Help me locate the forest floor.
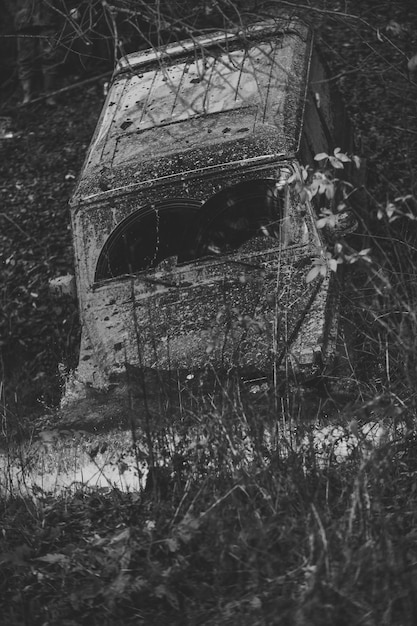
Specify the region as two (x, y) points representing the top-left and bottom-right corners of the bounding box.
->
(0, 72), (106, 415)
(1, 0), (417, 624)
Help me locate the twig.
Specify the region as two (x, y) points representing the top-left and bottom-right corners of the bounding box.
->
(0, 212), (35, 241)
(101, 0), (119, 65)
(391, 125), (417, 136)
(17, 71), (112, 108)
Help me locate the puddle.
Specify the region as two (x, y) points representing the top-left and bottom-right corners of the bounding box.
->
(301, 420), (394, 463)
(0, 417), (405, 500)
(0, 429), (148, 497)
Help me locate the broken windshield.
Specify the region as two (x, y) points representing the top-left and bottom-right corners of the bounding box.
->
(94, 179), (293, 282)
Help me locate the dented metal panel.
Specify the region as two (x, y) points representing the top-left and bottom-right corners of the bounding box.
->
(71, 22), (311, 204)
(77, 242), (328, 385)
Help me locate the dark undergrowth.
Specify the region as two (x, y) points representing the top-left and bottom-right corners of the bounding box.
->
(1, 402), (417, 625)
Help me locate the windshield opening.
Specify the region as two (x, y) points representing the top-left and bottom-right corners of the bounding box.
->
(180, 179), (284, 261)
(95, 199), (201, 281)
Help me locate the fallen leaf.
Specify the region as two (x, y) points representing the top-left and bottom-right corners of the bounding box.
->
(35, 553), (69, 565)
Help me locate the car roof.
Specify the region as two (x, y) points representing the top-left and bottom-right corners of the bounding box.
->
(71, 18), (312, 204)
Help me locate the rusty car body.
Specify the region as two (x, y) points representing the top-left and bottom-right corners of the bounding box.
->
(69, 17), (354, 390)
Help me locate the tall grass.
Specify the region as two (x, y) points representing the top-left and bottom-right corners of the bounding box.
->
(1, 343), (416, 624)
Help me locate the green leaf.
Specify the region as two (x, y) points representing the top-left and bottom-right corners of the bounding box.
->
(333, 148), (351, 162)
(306, 266), (320, 283)
(36, 553), (69, 565)
(328, 258), (338, 272)
(385, 20), (403, 36)
(166, 537), (180, 552)
(154, 584), (179, 609)
(325, 184), (336, 199)
(329, 156), (344, 169)
(250, 596), (262, 609)
(177, 513), (200, 543)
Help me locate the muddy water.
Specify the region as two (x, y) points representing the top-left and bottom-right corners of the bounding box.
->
(0, 428), (147, 497)
(1, 370), (405, 499)
(0, 412), (398, 500)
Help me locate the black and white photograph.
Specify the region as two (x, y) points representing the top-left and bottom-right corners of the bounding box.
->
(1, 1), (417, 624)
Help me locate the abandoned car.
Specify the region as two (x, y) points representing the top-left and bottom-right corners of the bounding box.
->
(69, 17), (357, 389)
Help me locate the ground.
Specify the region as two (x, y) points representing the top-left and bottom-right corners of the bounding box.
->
(0, 75), (104, 414)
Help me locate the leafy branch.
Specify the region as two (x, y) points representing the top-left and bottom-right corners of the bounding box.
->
(287, 148), (369, 283)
